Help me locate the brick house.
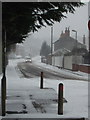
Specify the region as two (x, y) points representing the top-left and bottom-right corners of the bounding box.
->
(49, 28), (88, 72)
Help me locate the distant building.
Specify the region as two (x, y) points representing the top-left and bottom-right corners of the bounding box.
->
(54, 27), (86, 52)
(47, 28), (87, 71)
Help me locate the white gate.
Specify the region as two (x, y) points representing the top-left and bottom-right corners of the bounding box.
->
(64, 56), (72, 70)
(52, 56), (63, 68)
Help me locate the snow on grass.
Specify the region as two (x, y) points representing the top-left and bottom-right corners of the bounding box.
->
(0, 58), (88, 118)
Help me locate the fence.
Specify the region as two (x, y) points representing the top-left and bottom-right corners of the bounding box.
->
(72, 64), (90, 74)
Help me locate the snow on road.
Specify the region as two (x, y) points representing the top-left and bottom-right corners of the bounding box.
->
(0, 57), (88, 119)
(32, 56), (88, 81)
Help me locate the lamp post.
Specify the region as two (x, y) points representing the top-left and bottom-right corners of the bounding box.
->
(72, 29), (78, 71)
(72, 29), (78, 50)
(72, 29), (78, 49)
(51, 26), (53, 65)
(72, 30), (77, 40)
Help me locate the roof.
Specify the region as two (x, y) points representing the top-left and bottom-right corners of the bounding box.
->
(52, 48), (71, 56)
(54, 36), (86, 52)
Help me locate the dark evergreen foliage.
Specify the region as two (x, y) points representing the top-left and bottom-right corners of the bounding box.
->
(40, 41), (51, 57)
(2, 2), (84, 48)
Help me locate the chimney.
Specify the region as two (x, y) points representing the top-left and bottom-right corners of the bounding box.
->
(83, 35), (85, 44)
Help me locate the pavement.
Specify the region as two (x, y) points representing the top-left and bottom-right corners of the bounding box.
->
(0, 59), (88, 119)
(0, 60), (61, 117)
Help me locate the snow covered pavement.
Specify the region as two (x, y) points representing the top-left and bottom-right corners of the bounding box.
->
(0, 58), (88, 119)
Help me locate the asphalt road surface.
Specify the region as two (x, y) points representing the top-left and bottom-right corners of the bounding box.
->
(17, 62), (67, 80)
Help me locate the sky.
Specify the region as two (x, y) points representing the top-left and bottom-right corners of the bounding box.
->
(23, 2), (89, 57)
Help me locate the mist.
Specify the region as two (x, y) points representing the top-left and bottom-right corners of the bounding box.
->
(23, 2), (88, 57)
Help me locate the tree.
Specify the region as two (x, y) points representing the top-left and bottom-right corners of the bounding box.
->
(40, 41), (51, 57)
(2, 2), (84, 49)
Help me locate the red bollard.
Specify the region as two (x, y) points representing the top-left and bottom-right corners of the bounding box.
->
(58, 83), (63, 115)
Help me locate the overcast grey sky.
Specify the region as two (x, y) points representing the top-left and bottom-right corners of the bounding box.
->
(33, 2), (88, 41)
(23, 2), (89, 57)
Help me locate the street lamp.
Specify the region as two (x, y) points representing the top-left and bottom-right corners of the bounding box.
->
(72, 29), (78, 49)
(72, 30), (77, 40)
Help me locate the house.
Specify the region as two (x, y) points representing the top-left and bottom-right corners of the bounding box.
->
(51, 27), (87, 71)
(54, 27), (86, 52)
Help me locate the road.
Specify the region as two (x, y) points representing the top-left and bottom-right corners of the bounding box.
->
(17, 62), (67, 80)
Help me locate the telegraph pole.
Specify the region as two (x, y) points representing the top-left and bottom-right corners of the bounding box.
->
(0, 2), (6, 116)
(51, 26), (53, 65)
(72, 29), (78, 71)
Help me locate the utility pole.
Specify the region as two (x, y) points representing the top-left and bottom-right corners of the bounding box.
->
(0, 2), (6, 116)
(51, 26), (53, 65)
(72, 29), (78, 71)
(1, 27), (7, 116)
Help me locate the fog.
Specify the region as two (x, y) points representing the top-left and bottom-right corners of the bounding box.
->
(23, 2), (89, 57)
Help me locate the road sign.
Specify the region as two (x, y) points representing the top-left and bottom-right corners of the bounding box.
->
(0, 1), (2, 74)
